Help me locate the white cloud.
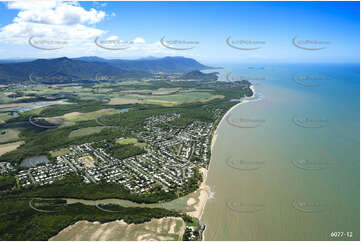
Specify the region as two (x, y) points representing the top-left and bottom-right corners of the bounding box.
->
(106, 35), (119, 41)
(133, 37), (145, 44)
(0, 0), (106, 42)
(0, 1), (200, 59)
(7, 0), (58, 10)
(13, 4), (105, 25)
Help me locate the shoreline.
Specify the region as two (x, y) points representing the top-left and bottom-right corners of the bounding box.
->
(196, 84), (256, 240)
(185, 167), (209, 220)
(210, 84), (255, 153)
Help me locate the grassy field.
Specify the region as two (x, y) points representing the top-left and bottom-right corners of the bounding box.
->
(62, 109), (120, 122)
(108, 98), (141, 105)
(117, 138), (147, 148)
(0, 89), (16, 103)
(0, 113), (13, 123)
(116, 138), (138, 145)
(122, 91), (222, 104)
(50, 148), (70, 158)
(107, 92), (221, 107)
(142, 100), (177, 106)
(146, 91), (219, 103)
(152, 88), (181, 95)
(0, 128), (21, 143)
(24, 107), (46, 115)
(118, 88), (180, 96)
(200, 94), (224, 102)
(69, 127), (105, 138)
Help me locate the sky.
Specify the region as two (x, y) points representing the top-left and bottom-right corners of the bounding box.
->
(0, 1), (359, 64)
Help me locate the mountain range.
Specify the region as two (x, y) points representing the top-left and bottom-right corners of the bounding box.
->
(0, 56), (213, 84)
(74, 56), (211, 73)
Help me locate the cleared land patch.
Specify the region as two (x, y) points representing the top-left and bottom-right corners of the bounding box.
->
(43, 117), (65, 126)
(63, 112), (81, 117)
(69, 127), (105, 139)
(78, 155), (95, 168)
(0, 141), (23, 156)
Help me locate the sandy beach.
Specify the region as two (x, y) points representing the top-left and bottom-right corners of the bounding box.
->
(211, 84), (256, 148)
(184, 85), (258, 242)
(185, 85), (256, 221)
(186, 167), (210, 219)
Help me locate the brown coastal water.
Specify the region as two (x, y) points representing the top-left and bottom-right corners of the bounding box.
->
(201, 64), (359, 241)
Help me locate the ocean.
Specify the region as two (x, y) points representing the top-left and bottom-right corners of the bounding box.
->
(201, 63), (360, 240)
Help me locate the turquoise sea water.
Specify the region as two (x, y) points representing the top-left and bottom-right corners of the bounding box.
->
(202, 63), (360, 240)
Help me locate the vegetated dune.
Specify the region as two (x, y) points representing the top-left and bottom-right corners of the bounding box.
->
(49, 217), (185, 241)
